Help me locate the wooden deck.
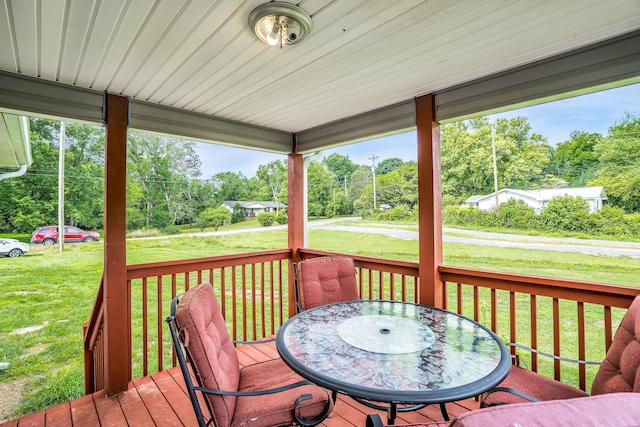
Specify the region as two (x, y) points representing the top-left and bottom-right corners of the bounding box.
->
(1, 341), (477, 427)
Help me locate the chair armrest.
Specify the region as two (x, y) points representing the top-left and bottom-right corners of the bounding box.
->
(195, 380), (335, 427)
(481, 386), (540, 407)
(233, 337), (276, 345)
(507, 343), (601, 367)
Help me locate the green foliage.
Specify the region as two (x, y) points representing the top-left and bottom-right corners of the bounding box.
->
(232, 203), (244, 224)
(441, 117), (550, 200)
(538, 195), (594, 232)
(589, 113), (640, 212)
(553, 131), (601, 186)
(376, 157), (403, 175)
(494, 199), (536, 229)
(199, 206), (231, 231)
(257, 212), (276, 226)
(151, 210), (172, 229)
(162, 225), (181, 234)
(376, 205), (412, 221)
(443, 206), (490, 227)
(322, 153), (357, 181)
(275, 211), (288, 225)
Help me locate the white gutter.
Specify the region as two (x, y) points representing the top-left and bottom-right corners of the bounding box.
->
(0, 164), (28, 181)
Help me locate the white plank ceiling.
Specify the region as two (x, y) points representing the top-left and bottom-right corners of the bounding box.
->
(1, 0), (640, 134)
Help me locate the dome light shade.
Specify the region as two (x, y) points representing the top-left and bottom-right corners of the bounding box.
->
(249, 2), (312, 47)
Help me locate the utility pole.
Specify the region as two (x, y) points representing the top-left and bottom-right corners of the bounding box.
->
(491, 124), (499, 210)
(369, 155), (379, 210)
(58, 121), (66, 253)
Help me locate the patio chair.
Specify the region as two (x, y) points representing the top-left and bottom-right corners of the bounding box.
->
(482, 294), (640, 406)
(166, 283), (334, 427)
(293, 256), (359, 312)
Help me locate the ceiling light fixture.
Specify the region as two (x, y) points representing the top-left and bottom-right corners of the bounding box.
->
(249, 2), (312, 48)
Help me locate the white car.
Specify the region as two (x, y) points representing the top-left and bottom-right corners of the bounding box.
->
(0, 238), (30, 257)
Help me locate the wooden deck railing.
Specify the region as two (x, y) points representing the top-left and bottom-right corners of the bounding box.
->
(439, 265), (640, 392)
(84, 248), (640, 396)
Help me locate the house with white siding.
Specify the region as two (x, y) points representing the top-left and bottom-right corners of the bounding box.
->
(219, 201), (287, 218)
(463, 187), (607, 214)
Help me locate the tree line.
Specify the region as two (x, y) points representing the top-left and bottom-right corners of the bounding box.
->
(0, 112), (638, 234)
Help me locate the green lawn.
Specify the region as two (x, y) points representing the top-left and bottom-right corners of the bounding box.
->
(1, 225), (639, 419)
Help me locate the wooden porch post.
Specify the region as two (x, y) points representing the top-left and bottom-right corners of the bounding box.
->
(416, 94), (444, 307)
(103, 93), (131, 394)
(287, 135), (304, 318)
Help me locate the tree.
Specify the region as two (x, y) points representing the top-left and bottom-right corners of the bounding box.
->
(553, 131), (601, 186)
(376, 157), (403, 175)
(589, 113), (640, 212)
(347, 165), (373, 210)
(441, 117), (550, 199)
(127, 133), (202, 227)
(322, 153), (357, 183)
(199, 206), (231, 231)
(306, 161), (335, 217)
(210, 171), (250, 205)
(256, 160), (287, 213)
(376, 161), (418, 209)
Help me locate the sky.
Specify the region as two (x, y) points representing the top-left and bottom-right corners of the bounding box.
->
(195, 83), (640, 179)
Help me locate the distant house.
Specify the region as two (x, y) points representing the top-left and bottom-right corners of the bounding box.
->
(463, 187), (607, 214)
(219, 201), (288, 218)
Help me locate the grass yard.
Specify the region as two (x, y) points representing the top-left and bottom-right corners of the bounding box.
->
(1, 225), (639, 420)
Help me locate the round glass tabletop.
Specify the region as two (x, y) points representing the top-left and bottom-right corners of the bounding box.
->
(276, 300), (510, 403)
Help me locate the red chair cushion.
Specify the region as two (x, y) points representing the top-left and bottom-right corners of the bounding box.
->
(592, 295), (640, 394)
(453, 393), (640, 427)
(233, 358), (332, 427)
(296, 257), (359, 310)
(175, 283), (240, 427)
(482, 365), (588, 405)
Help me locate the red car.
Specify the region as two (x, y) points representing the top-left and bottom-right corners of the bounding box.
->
(31, 226), (101, 245)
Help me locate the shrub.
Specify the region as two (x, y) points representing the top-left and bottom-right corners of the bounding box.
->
(538, 195), (595, 232)
(443, 206), (485, 226)
(275, 211), (288, 225)
(199, 206), (231, 231)
(377, 206), (412, 221)
(232, 203), (244, 224)
(257, 212), (276, 227)
(595, 206), (632, 237)
(162, 225), (181, 235)
(494, 199), (536, 229)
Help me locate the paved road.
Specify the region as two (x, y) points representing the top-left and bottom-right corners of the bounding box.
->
(144, 218), (640, 258)
(310, 224), (640, 258)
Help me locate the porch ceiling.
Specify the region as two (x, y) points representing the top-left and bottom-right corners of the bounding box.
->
(1, 0), (640, 153)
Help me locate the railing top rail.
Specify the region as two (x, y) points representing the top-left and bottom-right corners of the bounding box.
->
(84, 271), (104, 347)
(126, 248), (292, 279)
(440, 265), (639, 308)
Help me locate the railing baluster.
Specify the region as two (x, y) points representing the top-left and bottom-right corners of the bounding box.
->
(457, 283), (463, 315)
(509, 291), (516, 355)
(390, 273), (395, 301)
(378, 270), (384, 300)
(490, 289), (497, 333)
(368, 269), (373, 300)
(251, 264), (257, 340)
(278, 260), (283, 326)
(578, 302), (586, 390)
(401, 275), (407, 302)
(261, 262), (266, 338)
(242, 265), (247, 341)
(157, 275), (163, 373)
(473, 286), (479, 322)
(171, 274), (177, 367)
(531, 295), (538, 372)
(604, 306), (612, 351)
(553, 298), (561, 381)
(221, 268), (226, 319)
(270, 261), (275, 334)
(142, 277), (148, 377)
(232, 266), (237, 341)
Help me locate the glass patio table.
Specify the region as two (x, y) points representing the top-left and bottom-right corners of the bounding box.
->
(276, 300), (510, 424)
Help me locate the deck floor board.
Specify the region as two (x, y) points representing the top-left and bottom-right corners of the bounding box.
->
(1, 342), (473, 426)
